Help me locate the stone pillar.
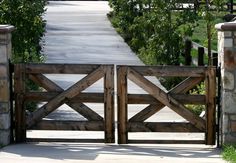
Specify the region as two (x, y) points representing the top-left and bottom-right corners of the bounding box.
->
(216, 22), (236, 144)
(0, 25), (14, 146)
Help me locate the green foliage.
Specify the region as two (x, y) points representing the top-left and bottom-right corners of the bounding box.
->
(222, 144), (236, 163)
(109, 0), (199, 65)
(109, 0), (227, 66)
(196, 0), (227, 64)
(0, 0), (47, 63)
(186, 83), (205, 115)
(0, 0), (47, 111)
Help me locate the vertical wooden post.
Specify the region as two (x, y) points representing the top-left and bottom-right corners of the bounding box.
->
(198, 47), (204, 66)
(230, 0), (234, 13)
(205, 67), (216, 145)
(104, 65), (115, 143)
(184, 39), (192, 65)
(117, 66), (128, 144)
(14, 64), (26, 143)
(212, 53), (218, 67)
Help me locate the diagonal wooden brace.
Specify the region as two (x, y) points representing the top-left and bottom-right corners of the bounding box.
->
(29, 74), (104, 121)
(129, 77), (204, 122)
(127, 67), (205, 131)
(26, 66), (105, 128)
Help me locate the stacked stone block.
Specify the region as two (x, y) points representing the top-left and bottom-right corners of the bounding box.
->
(216, 22), (236, 144)
(0, 25), (14, 146)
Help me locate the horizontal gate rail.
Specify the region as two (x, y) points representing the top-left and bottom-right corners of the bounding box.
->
(117, 65), (216, 145)
(14, 63), (114, 143)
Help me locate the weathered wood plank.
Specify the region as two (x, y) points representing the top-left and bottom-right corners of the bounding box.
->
(27, 138), (105, 143)
(129, 104), (163, 122)
(127, 67), (206, 131)
(69, 103), (103, 121)
(128, 77), (205, 121)
(130, 66), (207, 77)
(205, 67), (216, 145)
(29, 73), (104, 121)
(14, 64), (26, 143)
(24, 92), (104, 103)
(117, 66), (128, 144)
(128, 94), (205, 105)
(25, 64), (102, 74)
(29, 74), (62, 92)
(104, 66), (115, 143)
(169, 77), (204, 93)
(128, 122), (203, 132)
(128, 140), (205, 144)
(26, 66), (105, 128)
(29, 120), (104, 131)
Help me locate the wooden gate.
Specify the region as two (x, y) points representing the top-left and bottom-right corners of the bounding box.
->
(117, 65), (216, 145)
(14, 64), (114, 143)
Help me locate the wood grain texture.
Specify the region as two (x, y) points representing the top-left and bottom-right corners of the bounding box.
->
(30, 120), (104, 131)
(104, 65), (115, 143)
(14, 64), (26, 143)
(117, 66), (128, 144)
(127, 67), (205, 131)
(29, 73), (103, 121)
(128, 122), (203, 132)
(205, 67), (216, 145)
(25, 64), (102, 74)
(26, 66), (104, 128)
(130, 66), (207, 77)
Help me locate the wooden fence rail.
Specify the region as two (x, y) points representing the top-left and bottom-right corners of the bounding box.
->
(184, 40), (218, 66)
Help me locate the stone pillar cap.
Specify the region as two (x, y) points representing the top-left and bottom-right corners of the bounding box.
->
(0, 25), (15, 33)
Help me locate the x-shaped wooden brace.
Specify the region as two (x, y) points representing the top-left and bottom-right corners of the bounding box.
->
(26, 66), (105, 128)
(127, 67), (206, 131)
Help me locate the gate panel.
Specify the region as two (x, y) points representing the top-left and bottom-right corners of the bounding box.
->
(117, 65), (216, 145)
(14, 64), (114, 143)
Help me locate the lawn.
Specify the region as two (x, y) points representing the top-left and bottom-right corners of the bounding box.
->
(222, 145), (236, 163)
(191, 15), (225, 51)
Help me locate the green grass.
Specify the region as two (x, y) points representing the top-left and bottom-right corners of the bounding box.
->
(191, 16), (225, 51)
(222, 145), (236, 163)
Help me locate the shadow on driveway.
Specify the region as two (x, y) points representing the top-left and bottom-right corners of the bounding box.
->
(0, 143), (222, 161)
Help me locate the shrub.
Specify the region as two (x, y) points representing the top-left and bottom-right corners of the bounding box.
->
(0, 0), (47, 63)
(0, 0), (47, 111)
(222, 144), (236, 163)
(109, 0), (198, 65)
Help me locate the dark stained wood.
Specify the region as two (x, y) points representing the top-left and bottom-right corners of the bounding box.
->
(184, 39), (192, 65)
(129, 104), (163, 122)
(128, 78), (205, 121)
(128, 140), (205, 144)
(14, 64), (26, 143)
(128, 122), (203, 132)
(27, 138), (105, 143)
(30, 120), (104, 131)
(69, 103), (103, 121)
(212, 53), (218, 67)
(169, 77), (203, 94)
(205, 67), (216, 145)
(130, 66), (207, 77)
(104, 65), (115, 143)
(127, 67), (206, 131)
(198, 47), (205, 66)
(117, 66), (128, 144)
(26, 66), (105, 128)
(25, 64), (102, 74)
(128, 94), (205, 105)
(24, 92), (104, 103)
(29, 74), (62, 92)
(29, 73), (103, 121)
